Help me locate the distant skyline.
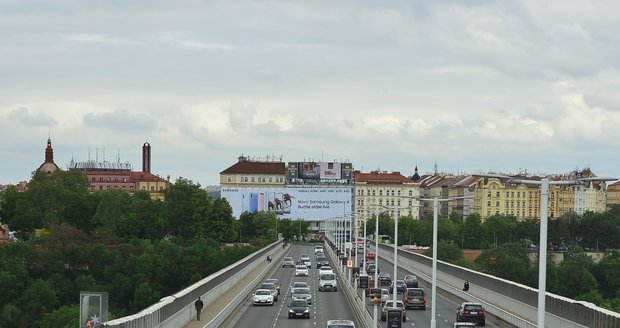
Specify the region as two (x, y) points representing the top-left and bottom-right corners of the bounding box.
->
(2, 1), (620, 186)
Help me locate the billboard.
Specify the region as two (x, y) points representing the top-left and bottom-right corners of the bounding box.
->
(221, 187), (353, 220)
(298, 162), (320, 179)
(320, 162), (342, 179)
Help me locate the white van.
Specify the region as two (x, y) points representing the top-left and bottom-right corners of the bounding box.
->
(319, 272), (337, 291)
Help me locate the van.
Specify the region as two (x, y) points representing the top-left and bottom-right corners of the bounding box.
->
(319, 273), (337, 291)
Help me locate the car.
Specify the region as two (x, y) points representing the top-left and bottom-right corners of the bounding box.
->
(366, 263), (378, 275)
(456, 302), (486, 326)
(265, 278), (281, 295)
(319, 272), (337, 291)
(291, 287), (312, 304)
(368, 287), (382, 305)
(288, 299), (311, 319)
(314, 245), (324, 254)
(454, 323), (477, 328)
(282, 257), (295, 268)
(403, 287), (426, 310)
(378, 272), (392, 286)
(389, 280), (407, 294)
(252, 289), (274, 306)
(300, 254), (311, 267)
(403, 274), (419, 288)
(380, 300), (407, 322)
(318, 266), (334, 278)
(315, 252), (325, 260)
(366, 251), (376, 260)
(259, 282), (278, 302)
(316, 257), (330, 268)
(295, 264), (309, 276)
(291, 281), (309, 290)
(380, 288), (390, 305)
(326, 319), (355, 328)
(364, 278), (378, 296)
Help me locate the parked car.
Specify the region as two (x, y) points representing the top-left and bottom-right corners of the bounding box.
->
(403, 274), (419, 288)
(403, 287), (426, 310)
(282, 257), (295, 268)
(291, 287), (312, 304)
(378, 272), (392, 286)
(380, 300), (407, 322)
(265, 278), (281, 295)
(456, 302), (486, 326)
(288, 299), (311, 319)
(259, 282), (278, 302)
(252, 289), (274, 306)
(295, 264), (309, 277)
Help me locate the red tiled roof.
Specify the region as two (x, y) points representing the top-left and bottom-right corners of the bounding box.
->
(220, 160), (286, 175)
(354, 171), (412, 184)
(129, 171), (169, 182)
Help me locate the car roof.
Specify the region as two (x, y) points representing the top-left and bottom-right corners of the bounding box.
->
(261, 282), (276, 287)
(462, 301), (482, 306)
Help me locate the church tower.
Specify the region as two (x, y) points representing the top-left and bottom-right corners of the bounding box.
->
(37, 136), (60, 175)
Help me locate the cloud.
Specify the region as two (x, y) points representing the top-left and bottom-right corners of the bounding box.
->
(8, 107), (57, 127)
(82, 109), (156, 130)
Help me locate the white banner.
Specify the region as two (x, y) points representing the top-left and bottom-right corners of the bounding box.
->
(221, 187), (353, 220)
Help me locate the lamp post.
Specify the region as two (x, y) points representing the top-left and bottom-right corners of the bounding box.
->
(473, 173), (616, 328)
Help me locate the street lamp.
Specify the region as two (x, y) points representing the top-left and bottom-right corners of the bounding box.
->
(474, 173), (616, 328)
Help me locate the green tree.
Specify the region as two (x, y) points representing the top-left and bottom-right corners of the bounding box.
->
(164, 178), (208, 240)
(475, 244), (530, 282)
(38, 304), (80, 328)
(462, 214), (482, 248)
(424, 241), (463, 263)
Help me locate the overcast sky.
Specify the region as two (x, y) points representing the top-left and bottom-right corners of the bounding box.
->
(2, 0), (620, 186)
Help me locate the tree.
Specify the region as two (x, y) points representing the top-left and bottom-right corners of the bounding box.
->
(164, 178), (208, 240)
(462, 214), (482, 249)
(424, 241), (463, 263)
(38, 304), (80, 328)
(475, 244), (530, 283)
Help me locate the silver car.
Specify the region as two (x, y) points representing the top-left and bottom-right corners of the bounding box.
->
(253, 289), (274, 306)
(291, 287), (312, 304)
(282, 256), (295, 268)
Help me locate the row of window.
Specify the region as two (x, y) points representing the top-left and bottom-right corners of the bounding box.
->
(356, 189), (414, 197)
(89, 185), (165, 191)
(91, 177), (128, 183)
(227, 176), (285, 183)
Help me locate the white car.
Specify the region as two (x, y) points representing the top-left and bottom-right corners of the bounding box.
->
(326, 319), (355, 328)
(380, 288), (390, 305)
(295, 264), (309, 276)
(317, 266), (334, 279)
(253, 289), (274, 306)
(300, 254), (311, 267)
(291, 287), (312, 304)
(291, 281), (309, 290)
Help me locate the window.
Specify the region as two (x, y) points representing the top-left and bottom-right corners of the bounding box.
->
(227, 176), (232, 182)
(99, 185), (103, 190)
(91, 177), (95, 182)
(107, 177), (111, 182)
(487, 191), (491, 197)
(123, 177), (126, 182)
(99, 177), (103, 182)
(397, 190), (401, 196)
(379, 190), (383, 196)
(409, 190), (412, 196)
(269, 177), (272, 182)
(496, 192), (500, 197)
(487, 201), (491, 206)
(251, 177), (255, 182)
(150, 186), (155, 191)
(159, 186), (163, 190)
(496, 201), (500, 206)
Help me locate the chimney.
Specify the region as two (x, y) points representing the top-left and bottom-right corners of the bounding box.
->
(142, 142), (151, 173)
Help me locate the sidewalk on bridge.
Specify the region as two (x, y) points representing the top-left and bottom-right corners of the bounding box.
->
(181, 244), (287, 328)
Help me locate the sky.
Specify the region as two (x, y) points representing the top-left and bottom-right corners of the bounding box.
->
(2, 0), (620, 186)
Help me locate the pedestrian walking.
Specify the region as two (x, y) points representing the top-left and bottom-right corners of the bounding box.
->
(194, 297), (204, 321)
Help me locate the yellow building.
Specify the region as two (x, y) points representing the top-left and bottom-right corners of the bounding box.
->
(607, 181), (620, 208)
(219, 155), (286, 187)
(353, 170), (421, 228)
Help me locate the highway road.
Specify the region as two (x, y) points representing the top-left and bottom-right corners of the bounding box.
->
(358, 247), (501, 328)
(227, 244), (357, 328)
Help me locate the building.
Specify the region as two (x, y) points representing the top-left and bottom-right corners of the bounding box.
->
(352, 170), (421, 227)
(37, 137), (60, 175)
(219, 155), (286, 187)
(68, 142), (170, 199)
(0, 224), (10, 244)
(607, 180), (620, 208)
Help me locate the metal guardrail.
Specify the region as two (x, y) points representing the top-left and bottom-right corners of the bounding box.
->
(374, 242), (620, 328)
(102, 240), (283, 328)
(323, 241), (377, 328)
(203, 243), (287, 328)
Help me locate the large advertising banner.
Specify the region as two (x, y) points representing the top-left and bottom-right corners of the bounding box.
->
(221, 187), (353, 220)
(297, 162), (321, 179)
(320, 162), (342, 179)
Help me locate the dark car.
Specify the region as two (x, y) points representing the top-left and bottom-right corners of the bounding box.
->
(456, 302), (486, 326)
(403, 287), (426, 310)
(366, 263), (378, 275)
(378, 272), (392, 287)
(389, 280), (407, 294)
(265, 278), (281, 295)
(380, 300), (406, 322)
(316, 257), (330, 268)
(288, 299), (311, 319)
(403, 274), (418, 288)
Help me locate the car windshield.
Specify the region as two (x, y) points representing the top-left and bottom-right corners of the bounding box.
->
(291, 300), (307, 307)
(297, 265), (307, 269)
(293, 282), (308, 288)
(464, 304), (483, 311)
(256, 290), (271, 295)
(266, 279), (277, 284)
(396, 281), (405, 286)
(408, 289), (424, 296)
(293, 288), (310, 294)
(321, 274), (335, 280)
(328, 325), (355, 328)
(261, 283), (275, 289)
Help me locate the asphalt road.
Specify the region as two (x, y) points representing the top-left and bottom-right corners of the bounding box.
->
(228, 244), (357, 328)
(357, 247), (497, 328)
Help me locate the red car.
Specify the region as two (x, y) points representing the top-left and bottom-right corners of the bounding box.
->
(366, 252), (376, 260)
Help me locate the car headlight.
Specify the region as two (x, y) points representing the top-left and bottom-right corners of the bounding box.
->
(289, 309), (295, 313)
(304, 309), (310, 313)
(253, 297), (259, 302)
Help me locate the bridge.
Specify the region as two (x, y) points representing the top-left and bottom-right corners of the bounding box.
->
(101, 239), (620, 328)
